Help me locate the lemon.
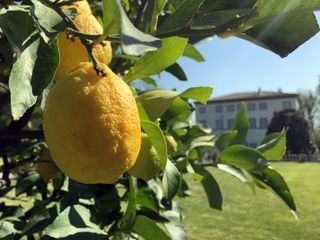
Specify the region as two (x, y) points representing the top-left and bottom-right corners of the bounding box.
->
(129, 133), (161, 181)
(55, 0), (112, 80)
(43, 62), (141, 184)
(165, 134), (178, 154)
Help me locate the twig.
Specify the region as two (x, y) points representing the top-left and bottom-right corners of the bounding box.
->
(134, 0), (148, 27)
(0, 130), (44, 140)
(40, 0), (106, 76)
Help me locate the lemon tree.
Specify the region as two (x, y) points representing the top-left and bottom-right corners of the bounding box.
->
(0, 0), (319, 239)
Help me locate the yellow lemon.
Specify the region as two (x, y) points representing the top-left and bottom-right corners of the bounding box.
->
(55, 0), (112, 80)
(129, 133), (161, 181)
(43, 62), (141, 184)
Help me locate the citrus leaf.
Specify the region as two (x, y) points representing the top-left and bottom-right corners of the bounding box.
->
(101, 0), (121, 35)
(44, 205), (107, 239)
(220, 145), (269, 170)
(162, 160), (181, 201)
(137, 87), (212, 121)
(165, 63), (187, 81)
(251, 167), (296, 211)
(180, 87), (213, 104)
(9, 38), (59, 120)
(0, 6), (38, 57)
(157, 0), (205, 34)
(30, 0), (65, 43)
(183, 44), (205, 62)
(119, 176), (137, 230)
(230, 102), (249, 145)
(217, 164), (248, 183)
(256, 129), (287, 160)
(99, 0), (160, 54)
(133, 215), (171, 240)
(141, 120), (167, 171)
(124, 37), (188, 82)
(192, 164), (222, 210)
(215, 130), (238, 150)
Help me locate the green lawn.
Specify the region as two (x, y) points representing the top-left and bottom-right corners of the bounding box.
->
(175, 162), (320, 240)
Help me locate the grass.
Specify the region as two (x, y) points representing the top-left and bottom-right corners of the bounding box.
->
(175, 162), (320, 240)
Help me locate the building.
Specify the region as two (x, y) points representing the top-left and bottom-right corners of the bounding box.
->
(195, 90), (299, 148)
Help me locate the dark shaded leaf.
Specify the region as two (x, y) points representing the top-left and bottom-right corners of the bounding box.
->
(193, 164), (222, 210)
(165, 63), (187, 81)
(162, 160), (181, 201)
(158, 0), (204, 34)
(251, 167), (296, 211)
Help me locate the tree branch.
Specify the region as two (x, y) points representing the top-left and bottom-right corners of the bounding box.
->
(0, 130), (44, 141)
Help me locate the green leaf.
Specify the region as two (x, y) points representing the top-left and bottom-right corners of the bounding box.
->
(16, 171), (41, 196)
(9, 38), (59, 120)
(133, 215), (171, 240)
(230, 102), (249, 145)
(0, 6), (38, 57)
(189, 135), (215, 150)
(200, 0), (256, 14)
(158, 0), (205, 34)
(119, 176), (137, 230)
(215, 130), (238, 150)
(142, 120), (168, 171)
(0, 220), (19, 239)
(137, 87), (212, 121)
(162, 160), (181, 201)
(240, 12), (319, 57)
(193, 164), (223, 210)
(165, 63), (187, 81)
(141, 77), (157, 86)
(217, 164), (248, 183)
(183, 44), (205, 62)
(30, 0), (65, 42)
(220, 145), (269, 170)
(180, 87), (213, 104)
(99, 0), (160, 54)
(44, 205), (107, 239)
(136, 188), (160, 213)
(101, 0), (121, 35)
(149, 0), (167, 34)
(251, 167), (296, 211)
(124, 37), (188, 82)
(256, 129), (287, 160)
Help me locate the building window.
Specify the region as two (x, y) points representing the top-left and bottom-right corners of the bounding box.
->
(199, 106), (206, 113)
(259, 118), (268, 129)
(237, 104), (241, 110)
(199, 120), (207, 126)
(227, 119), (234, 130)
(215, 105), (223, 113)
(216, 119), (223, 130)
(249, 118), (257, 129)
(259, 102), (268, 110)
(247, 103), (256, 111)
(282, 101), (292, 109)
(227, 105), (235, 112)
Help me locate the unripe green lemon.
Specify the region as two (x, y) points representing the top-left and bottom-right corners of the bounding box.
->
(165, 134), (178, 154)
(129, 133), (161, 181)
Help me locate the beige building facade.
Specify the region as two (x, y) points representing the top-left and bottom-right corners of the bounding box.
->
(195, 91), (299, 147)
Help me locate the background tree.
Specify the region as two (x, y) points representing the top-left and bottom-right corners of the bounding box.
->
(298, 78), (320, 131)
(267, 109), (316, 154)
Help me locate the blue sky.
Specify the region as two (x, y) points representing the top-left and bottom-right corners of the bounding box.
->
(157, 23), (320, 98)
